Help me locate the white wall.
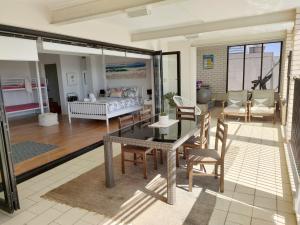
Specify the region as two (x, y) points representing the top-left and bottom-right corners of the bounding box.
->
(197, 46), (227, 99)
(59, 55), (85, 114)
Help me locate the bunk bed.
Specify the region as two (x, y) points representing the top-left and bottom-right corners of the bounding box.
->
(1, 77), (48, 116)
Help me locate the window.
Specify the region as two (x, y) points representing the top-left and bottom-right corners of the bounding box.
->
(227, 42), (282, 92)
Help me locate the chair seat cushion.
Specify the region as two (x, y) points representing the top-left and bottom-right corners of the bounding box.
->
(251, 106), (275, 114)
(224, 106), (246, 114)
(188, 148), (221, 162)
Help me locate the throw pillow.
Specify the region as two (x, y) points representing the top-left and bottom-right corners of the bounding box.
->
(253, 98), (268, 107)
(228, 99), (242, 107)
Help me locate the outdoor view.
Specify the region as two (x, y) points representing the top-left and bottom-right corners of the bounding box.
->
(227, 42), (281, 92)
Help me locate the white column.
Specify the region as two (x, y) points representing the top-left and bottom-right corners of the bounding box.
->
(281, 31), (294, 98)
(286, 8), (300, 140)
(35, 61), (44, 114)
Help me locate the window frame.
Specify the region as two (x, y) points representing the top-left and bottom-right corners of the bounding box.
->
(226, 41), (283, 93)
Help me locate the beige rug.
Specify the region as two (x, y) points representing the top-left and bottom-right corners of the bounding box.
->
(43, 155), (219, 225)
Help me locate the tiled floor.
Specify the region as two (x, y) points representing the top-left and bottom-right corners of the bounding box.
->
(0, 112), (296, 225)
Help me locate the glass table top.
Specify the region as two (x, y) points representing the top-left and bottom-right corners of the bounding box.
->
(109, 114), (200, 143)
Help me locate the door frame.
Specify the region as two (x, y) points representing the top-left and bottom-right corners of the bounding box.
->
(0, 89), (19, 213)
(162, 51), (181, 97)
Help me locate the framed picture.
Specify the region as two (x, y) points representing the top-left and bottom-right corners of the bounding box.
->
(106, 61), (146, 79)
(203, 54), (214, 69)
(66, 72), (78, 86)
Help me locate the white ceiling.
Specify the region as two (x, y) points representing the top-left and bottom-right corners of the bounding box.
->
(7, 0), (300, 44)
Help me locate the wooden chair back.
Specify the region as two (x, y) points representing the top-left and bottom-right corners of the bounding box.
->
(139, 109), (152, 122)
(215, 118), (228, 161)
(176, 106), (196, 121)
(119, 114), (135, 129)
(199, 112), (211, 148)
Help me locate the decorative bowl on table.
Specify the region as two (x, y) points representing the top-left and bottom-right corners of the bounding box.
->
(159, 114), (169, 125)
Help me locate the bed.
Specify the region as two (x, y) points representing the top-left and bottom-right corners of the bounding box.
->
(67, 87), (143, 129)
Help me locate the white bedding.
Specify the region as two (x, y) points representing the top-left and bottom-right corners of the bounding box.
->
(95, 97), (142, 113)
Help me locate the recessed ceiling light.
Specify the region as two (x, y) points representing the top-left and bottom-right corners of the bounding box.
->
(184, 34), (200, 40)
(126, 6), (151, 18)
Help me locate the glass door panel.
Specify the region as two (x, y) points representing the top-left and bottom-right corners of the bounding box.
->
(262, 42), (282, 91)
(227, 46), (244, 90)
(153, 51), (163, 114)
(244, 44), (263, 90)
(0, 88), (19, 213)
(162, 52), (180, 113)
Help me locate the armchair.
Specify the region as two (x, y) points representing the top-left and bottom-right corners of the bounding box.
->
(249, 89), (277, 123)
(222, 90), (248, 122)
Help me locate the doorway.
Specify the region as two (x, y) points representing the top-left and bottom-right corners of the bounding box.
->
(44, 64), (61, 114)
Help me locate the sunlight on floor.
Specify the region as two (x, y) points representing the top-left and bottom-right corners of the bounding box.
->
(208, 119), (296, 225)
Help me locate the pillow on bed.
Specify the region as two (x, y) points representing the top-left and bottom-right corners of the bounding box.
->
(109, 88), (123, 97)
(123, 87), (138, 98)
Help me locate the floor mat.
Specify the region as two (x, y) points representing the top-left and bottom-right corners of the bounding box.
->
(12, 141), (57, 164)
(43, 155), (219, 225)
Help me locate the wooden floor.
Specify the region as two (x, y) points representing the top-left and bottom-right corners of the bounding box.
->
(8, 115), (119, 176)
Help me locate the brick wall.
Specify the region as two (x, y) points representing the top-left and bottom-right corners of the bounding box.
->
(197, 46), (227, 99)
(286, 9), (300, 140)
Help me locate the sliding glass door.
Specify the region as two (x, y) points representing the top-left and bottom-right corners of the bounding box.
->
(227, 42), (282, 92)
(153, 51), (181, 114)
(0, 89), (19, 213)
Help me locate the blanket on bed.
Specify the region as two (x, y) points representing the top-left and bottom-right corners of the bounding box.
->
(96, 97), (142, 113)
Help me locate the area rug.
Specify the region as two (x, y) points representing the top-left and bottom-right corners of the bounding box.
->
(43, 155), (219, 225)
(12, 141), (57, 164)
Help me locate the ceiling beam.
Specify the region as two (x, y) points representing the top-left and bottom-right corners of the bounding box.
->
(51, 0), (164, 24)
(190, 31), (286, 48)
(131, 9), (295, 41)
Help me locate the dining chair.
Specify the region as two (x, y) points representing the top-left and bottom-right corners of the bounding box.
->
(187, 118), (228, 192)
(175, 106), (196, 167)
(179, 112), (210, 162)
(176, 106), (196, 121)
(139, 109), (164, 164)
(119, 114), (157, 179)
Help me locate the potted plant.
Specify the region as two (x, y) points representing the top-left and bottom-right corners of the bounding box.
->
(163, 92), (177, 107)
(159, 112), (169, 125)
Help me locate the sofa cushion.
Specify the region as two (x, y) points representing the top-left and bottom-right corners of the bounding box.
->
(251, 106), (275, 114)
(224, 106), (246, 114)
(227, 90), (248, 106)
(253, 98), (269, 107)
(252, 90), (275, 107)
(228, 99), (243, 107)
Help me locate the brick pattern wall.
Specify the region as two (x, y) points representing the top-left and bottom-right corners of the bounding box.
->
(286, 9), (300, 140)
(197, 46), (227, 96)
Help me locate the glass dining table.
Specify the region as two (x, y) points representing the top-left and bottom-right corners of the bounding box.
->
(103, 113), (201, 205)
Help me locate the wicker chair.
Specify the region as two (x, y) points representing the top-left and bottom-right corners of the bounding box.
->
(119, 114), (157, 179)
(187, 119), (228, 192)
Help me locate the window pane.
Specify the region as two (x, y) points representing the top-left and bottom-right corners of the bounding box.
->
(262, 42), (281, 91)
(228, 46), (244, 90)
(244, 44), (262, 90)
